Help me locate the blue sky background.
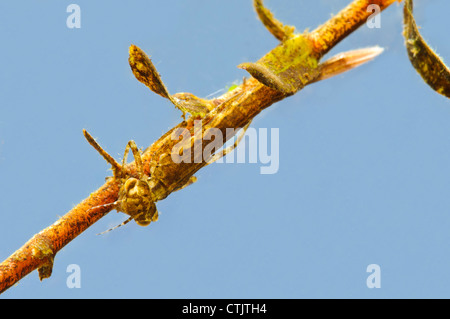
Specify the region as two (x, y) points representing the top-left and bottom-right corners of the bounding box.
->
(1, 0), (449, 298)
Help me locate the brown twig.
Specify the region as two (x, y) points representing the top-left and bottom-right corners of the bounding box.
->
(309, 0), (400, 57)
(0, 0), (398, 294)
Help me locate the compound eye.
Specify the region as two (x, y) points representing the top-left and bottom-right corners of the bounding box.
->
(135, 213), (152, 226)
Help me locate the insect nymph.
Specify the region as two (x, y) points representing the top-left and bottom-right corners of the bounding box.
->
(83, 129), (158, 234)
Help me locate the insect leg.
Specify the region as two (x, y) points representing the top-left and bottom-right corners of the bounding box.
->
(126, 140), (144, 179)
(206, 120), (252, 165)
(83, 129), (122, 178)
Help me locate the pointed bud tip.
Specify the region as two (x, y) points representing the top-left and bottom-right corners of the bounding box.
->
(237, 63), (250, 70)
(365, 46), (385, 58)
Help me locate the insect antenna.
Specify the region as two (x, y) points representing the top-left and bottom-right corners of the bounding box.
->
(97, 216), (134, 235)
